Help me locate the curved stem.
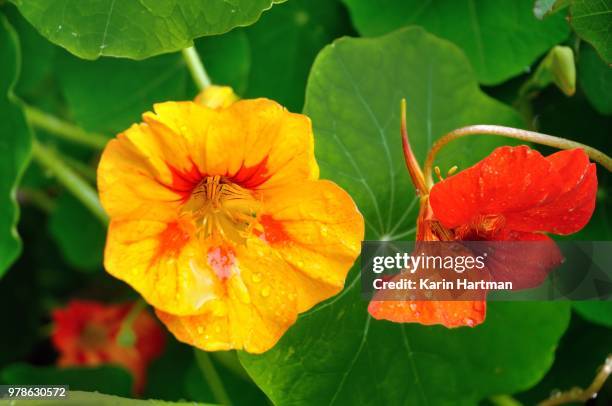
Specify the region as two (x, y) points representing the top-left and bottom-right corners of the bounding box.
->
(62, 153), (97, 183)
(31, 139), (108, 225)
(195, 350), (232, 405)
(538, 355), (612, 406)
(117, 299), (147, 347)
(424, 125), (612, 188)
(25, 106), (108, 150)
(182, 46), (212, 91)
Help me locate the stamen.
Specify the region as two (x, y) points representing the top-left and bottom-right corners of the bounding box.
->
(434, 166), (444, 182)
(181, 176), (261, 245)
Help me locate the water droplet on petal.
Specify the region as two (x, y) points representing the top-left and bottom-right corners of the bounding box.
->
(321, 225), (328, 236)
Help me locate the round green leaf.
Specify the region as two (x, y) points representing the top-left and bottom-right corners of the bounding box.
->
(570, 0), (612, 64)
(0, 15), (32, 277)
(239, 27), (571, 405)
(241, 284), (569, 405)
(578, 44), (612, 115)
(9, 0), (283, 60)
(342, 0), (570, 84)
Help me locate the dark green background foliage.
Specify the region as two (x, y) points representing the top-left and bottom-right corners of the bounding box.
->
(0, 0), (610, 405)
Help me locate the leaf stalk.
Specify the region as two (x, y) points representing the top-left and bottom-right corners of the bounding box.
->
(31, 139), (108, 225)
(25, 106), (108, 150)
(182, 46), (212, 91)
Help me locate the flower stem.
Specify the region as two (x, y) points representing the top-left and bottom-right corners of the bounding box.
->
(538, 354), (612, 406)
(117, 299), (147, 347)
(423, 125), (612, 188)
(182, 46), (212, 91)
(195, 350), (233, 406)
(25, 106), (108, 150)
(31, 139), (108, 225)
(62, 153), (98, 184)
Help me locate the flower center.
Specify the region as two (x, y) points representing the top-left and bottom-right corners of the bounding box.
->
(79, 323), (108, 350)
(181, 175), (261, 245)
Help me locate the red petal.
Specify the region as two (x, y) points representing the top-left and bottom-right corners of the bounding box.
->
(505, 149), (597, 234)
(367, 242), (488, 328)
(430, 146), (597, 236)
(368, 299), (486, 328)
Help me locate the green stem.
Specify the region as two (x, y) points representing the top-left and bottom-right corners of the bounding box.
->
(538, 354), (612, 406)
(25, 106), (108, 150)
(31, 139), (108, 225)
(423, 125), (612, 188)
(182, 46), (212, 91)
(62, 153), (98, 184)
(117, 299), (147, 347)
(195, 350), (232, 406)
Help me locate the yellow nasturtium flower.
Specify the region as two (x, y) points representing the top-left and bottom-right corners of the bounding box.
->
(97, 90), (364, 353)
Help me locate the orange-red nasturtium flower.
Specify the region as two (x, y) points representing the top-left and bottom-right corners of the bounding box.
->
(97, 89), (364, 353)
(369, 116), (597, 328)
(51, 300), (165, 394)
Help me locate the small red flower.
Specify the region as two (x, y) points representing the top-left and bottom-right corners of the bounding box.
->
(51, 300), (165, 394)
(429, 146), (597, 239)
(369, 146), (597, 327)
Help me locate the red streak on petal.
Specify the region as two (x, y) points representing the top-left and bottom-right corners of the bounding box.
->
(231, 157), (270, 189)
(150, 222), (191, 266)
(167, 163), (203, 200)
(207, 246), (235, 280)
(260, 214), (290, 244)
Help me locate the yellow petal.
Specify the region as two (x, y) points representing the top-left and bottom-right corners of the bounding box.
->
(100, 100), (319, 210)
(97, 102), (215, 221)
(104, 220), (226, 316)
(201, 99), (319, 188)
(156, 237), (298, 353)
(260, 180), (364, 312)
